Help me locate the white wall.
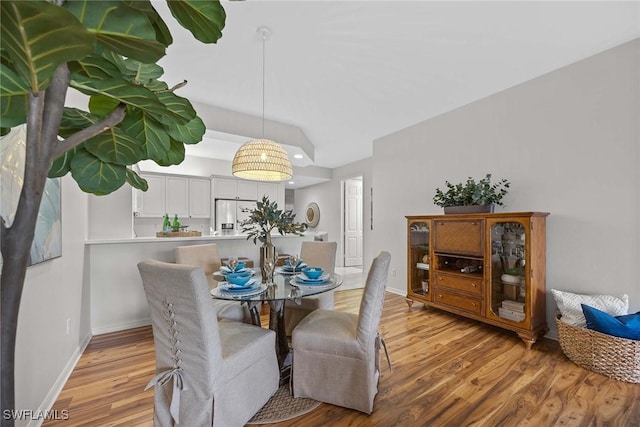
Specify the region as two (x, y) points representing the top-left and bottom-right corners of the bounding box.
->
(15, 175), (91, 426)
(294, 158), (373, 269)
(371, 39), (640, 336)
(88, 185), (133, 239)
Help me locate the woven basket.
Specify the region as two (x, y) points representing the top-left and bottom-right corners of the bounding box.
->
(555, 316), (640, 383)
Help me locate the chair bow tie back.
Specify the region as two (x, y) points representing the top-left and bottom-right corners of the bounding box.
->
(145, 367), (188, 424)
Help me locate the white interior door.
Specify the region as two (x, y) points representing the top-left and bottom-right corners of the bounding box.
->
(344, 178), (363, 267)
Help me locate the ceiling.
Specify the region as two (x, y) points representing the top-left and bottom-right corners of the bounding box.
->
(154, 1), (639, 187)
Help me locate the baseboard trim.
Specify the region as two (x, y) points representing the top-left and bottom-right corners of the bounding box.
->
(28, 333), (92, 427)
(386, 287), (405, 297)
(91, 318), (151, 336)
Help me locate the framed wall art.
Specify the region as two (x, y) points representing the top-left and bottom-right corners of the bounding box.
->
(1, 125), (62, 267)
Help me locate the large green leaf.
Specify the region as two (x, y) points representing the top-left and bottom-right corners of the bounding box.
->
(70, 73), (166, 115)
(150, 91), (196, 125)
(64, 1), (165, 64)
(121, 59), (164, 85)
(126, 0), (173, 47)
(120, 108), (170, 160)
(88, 95), (121, 118)
(84, 129), (146, 165)
(0, 63), (29, 128)
(94, 50), (164, 86)
(69, 148), (126, 194)
(59, 107), (146, 165)
(125, 168), (149, 191)
(155, 138), (186, 166)
(167, 0), (226, 44)
(68, 55), (121, 80)
(49, 146), (79, 178)
(166, 115), (206, 144)
(0, 1), (94, 92)
(100, 50), (128, 74)
(144, 79), (169, 92)
(59, 107), (97, 131)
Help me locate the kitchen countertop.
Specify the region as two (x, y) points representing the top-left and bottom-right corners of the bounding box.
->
(86, 233), (313, 245)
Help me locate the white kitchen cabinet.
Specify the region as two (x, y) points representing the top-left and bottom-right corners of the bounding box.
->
(237, 180), (258, 200)
(213, 177), (238, 199)
(165, 176), (189, 217)
(258, 182), (285, 207)
(189, 178), (211, 218)
(211, 177), (284, 207)
(213, 177), (258, 201)
(134, 174), (166, 218)
(134, 173), (211, 218)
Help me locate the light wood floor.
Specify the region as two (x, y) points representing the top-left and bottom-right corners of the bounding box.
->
(44, 289), (640, 426)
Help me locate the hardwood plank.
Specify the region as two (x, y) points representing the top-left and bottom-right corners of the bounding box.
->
(44, 290), (640, 427)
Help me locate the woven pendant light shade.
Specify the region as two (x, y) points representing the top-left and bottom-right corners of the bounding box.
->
(232, 138), (293, 181)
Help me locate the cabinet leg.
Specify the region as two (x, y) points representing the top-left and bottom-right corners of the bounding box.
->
(405, 298), (414, 308)
(517, 333), (536, 350)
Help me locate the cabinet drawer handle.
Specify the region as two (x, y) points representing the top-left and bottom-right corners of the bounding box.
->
(438, 294), (443, 298)
(471, 283), (477, 288)
(471, 302), (477, 307)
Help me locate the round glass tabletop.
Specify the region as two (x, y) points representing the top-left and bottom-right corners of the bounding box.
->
(209, 270), (343, 302)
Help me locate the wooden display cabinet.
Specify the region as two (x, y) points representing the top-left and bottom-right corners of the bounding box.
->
(406, 212), (549, 348)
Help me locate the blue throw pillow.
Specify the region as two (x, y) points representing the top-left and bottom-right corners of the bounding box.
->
(581, 304), (640, 340)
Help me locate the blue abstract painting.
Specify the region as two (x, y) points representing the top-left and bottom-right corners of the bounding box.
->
(1, 125), (62, 267)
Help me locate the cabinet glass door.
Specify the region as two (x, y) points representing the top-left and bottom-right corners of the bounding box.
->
(487, 220), (528, 324)
(409, 221), (431, 299)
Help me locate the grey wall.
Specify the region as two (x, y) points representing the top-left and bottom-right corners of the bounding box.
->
(371, 39), (640, 337)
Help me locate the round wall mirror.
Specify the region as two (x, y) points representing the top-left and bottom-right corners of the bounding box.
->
(305, 202), (320, 228)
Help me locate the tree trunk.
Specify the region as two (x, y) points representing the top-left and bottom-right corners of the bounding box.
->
(1, 65), (68, 426)
(1, 173), (48, 426)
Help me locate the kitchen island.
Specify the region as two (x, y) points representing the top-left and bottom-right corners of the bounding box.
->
(86, 233), (312, 334)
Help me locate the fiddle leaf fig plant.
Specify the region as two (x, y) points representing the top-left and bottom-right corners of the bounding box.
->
(0, 1), (226, 420)
(433, 173), (510, 207)
(241, 196), (308, 245)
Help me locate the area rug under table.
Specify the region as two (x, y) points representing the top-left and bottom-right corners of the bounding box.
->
(247, 384), (321, 424)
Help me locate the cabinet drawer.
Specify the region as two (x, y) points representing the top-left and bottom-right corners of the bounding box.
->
(434, 220), (484, 256)
(435, 290), (482, 315)
(434, 273), (483, 296)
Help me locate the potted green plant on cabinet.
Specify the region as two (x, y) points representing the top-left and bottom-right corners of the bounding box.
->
(241, 196), (307, 281)
(433, 173), (510, 214)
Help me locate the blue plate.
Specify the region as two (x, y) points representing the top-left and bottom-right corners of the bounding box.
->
(220, 267), (251, 275)
(220, 279), (258, 292)
(294, 273), (330, 284)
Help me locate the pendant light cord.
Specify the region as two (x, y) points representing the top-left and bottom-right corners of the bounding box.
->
(261, 31), (266, 138)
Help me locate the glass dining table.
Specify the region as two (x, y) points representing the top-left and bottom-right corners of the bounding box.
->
(209, 269), (343, 377)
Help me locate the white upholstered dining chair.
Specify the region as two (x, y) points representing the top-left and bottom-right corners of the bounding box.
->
(291, 251), (391, 414)
(138, 260), (279, 427)
(284, 241), (337, 336)
(174, 243), (249, 322)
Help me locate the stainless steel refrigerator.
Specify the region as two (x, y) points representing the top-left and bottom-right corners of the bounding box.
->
(214, 199), (257, 235)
